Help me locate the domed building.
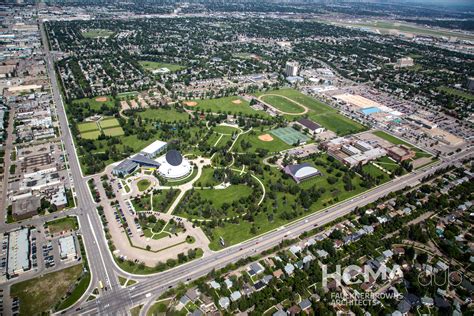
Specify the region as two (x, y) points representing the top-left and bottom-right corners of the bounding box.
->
(156, 149), (192, 179)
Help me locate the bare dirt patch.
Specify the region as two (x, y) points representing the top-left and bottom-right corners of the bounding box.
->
(95, 96), (108, 102)
(232, 99), (242, 104)
(184, 101), (198, 106)
(258, 134), (274, 142)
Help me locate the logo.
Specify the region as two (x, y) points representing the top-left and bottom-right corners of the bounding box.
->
(322, 263), (403, 288)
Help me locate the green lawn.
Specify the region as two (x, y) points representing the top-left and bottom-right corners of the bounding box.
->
(212, 125), (239, 135)
(194, 167), (223, 187)
(235, 131), (291, 153)
(77, 121), (99, 133)
(437, 86), (474, 101)
(45, 216), (79, 234)
(82, 29), (114, 38)
(137, 179), (151, 192)
(176, 184), (254, 220)
(372, 131), (431, 159)
(103, 126), (125, 137)
(99, 118), (120, 129)
(257, 89), (366, 135)
(130, 305), (143, 316)
(10, 264), (83, 316)
(81, 130), (101, 140)
(146, 299), (171, 316)
(137, 108), (190, 122)
(186, 96), (263, 116)
(71, 96), (116, 112)
(139, 61), (185, 72)
(261, 95), (305, 113)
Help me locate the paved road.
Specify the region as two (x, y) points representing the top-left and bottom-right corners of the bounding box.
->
(37, 20), (474, 316)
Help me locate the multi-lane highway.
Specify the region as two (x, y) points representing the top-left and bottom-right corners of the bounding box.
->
(38, 20), (474, 316)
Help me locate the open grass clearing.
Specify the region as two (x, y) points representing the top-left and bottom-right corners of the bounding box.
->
(103, 126), (125, 137)
(77, 121), (99, 133)
(99, 118), (120, 129)
(139, 61), (185, 72)
(261, 95), (305, 113)
(80, 130), (101, 140)
(10, 264), (83, 316)
(45, 216), (79, 234)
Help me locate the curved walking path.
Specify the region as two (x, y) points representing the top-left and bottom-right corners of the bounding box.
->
(257, 94), (309, 115)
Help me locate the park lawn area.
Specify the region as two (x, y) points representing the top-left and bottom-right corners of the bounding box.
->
(208, 154), (385, 250)
(362, 163), (391, 181)
(77, 121), (99, 133)
(213, 134), (233, 149)
(195, 167), (223, 187)
(137, 108), (190, 122)
(81, 130), (101, 140)
(374, 156), (399, 173)
(188, 96), (261, 116)
(437, 86), (474, 101)
(198, 184), (253, 208)
(139, 60), (184, 72)
(212, 125), (239, 135)
(137, 179), (151, 192)
(103, 126), (125, 137)
(235, 131), (292, 153)
(258, 89), (366, 135)
(166, 168), (198, 186)
(71, 96), (116, 112)
(99, 118), (120, 129)
(260, 95), (305, 113)
(10, 264), (83, 316)
(82, 29), (114, 38)
(177, 184), (254, 220)
(46, 216), (79, 234)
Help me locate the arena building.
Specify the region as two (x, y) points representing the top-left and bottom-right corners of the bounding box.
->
(283, 163), (321, 183)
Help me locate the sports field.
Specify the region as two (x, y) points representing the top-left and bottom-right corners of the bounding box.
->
(235, 132), (292, 153)
(77, 121), (99, 133)
(81, 130), (101, 140)
(260, 95), (305, 114)
(103, 126), (125, 137)
(270, 127), (310, 145)
(139, 61), (184, 72)
(82, 29), (114, 39)
(257, 89), (366, 135)
(71, 96), (115, 112)
(99, 118), (120, 129)
(185, 96), (262, 116)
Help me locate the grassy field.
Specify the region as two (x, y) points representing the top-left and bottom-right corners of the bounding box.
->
(81, 130), (101, 140)
(257, 89), (366, 135)
(261, 95), (305, 113)
(71, 96), (115, 112)
(99, 118), (120, 129)
(137, 108), (190, 122)
(185, 96), (261, 116)
(235, 131), (292, 153)
(10, 264), (83, 316)
(46, 216), (79, 234)
(372, 131), (431, 159)
(176, 184), (254, 220)
(103, 126), (124, 137)
(437, 86), (474, 101)
(139, 61), (184, 72)
(82, 29), (114, 39)
(195, 167), (223, 187)
(137, 179), (151, 192)
(212, 125), (239, 135)
(77, 121), (99, 133)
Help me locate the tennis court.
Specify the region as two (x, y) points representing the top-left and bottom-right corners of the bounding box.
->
(270, 127), (310, 145)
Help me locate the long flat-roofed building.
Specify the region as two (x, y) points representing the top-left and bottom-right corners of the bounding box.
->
(140, 140), (167, 158)
(7, 228), (30, 277)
